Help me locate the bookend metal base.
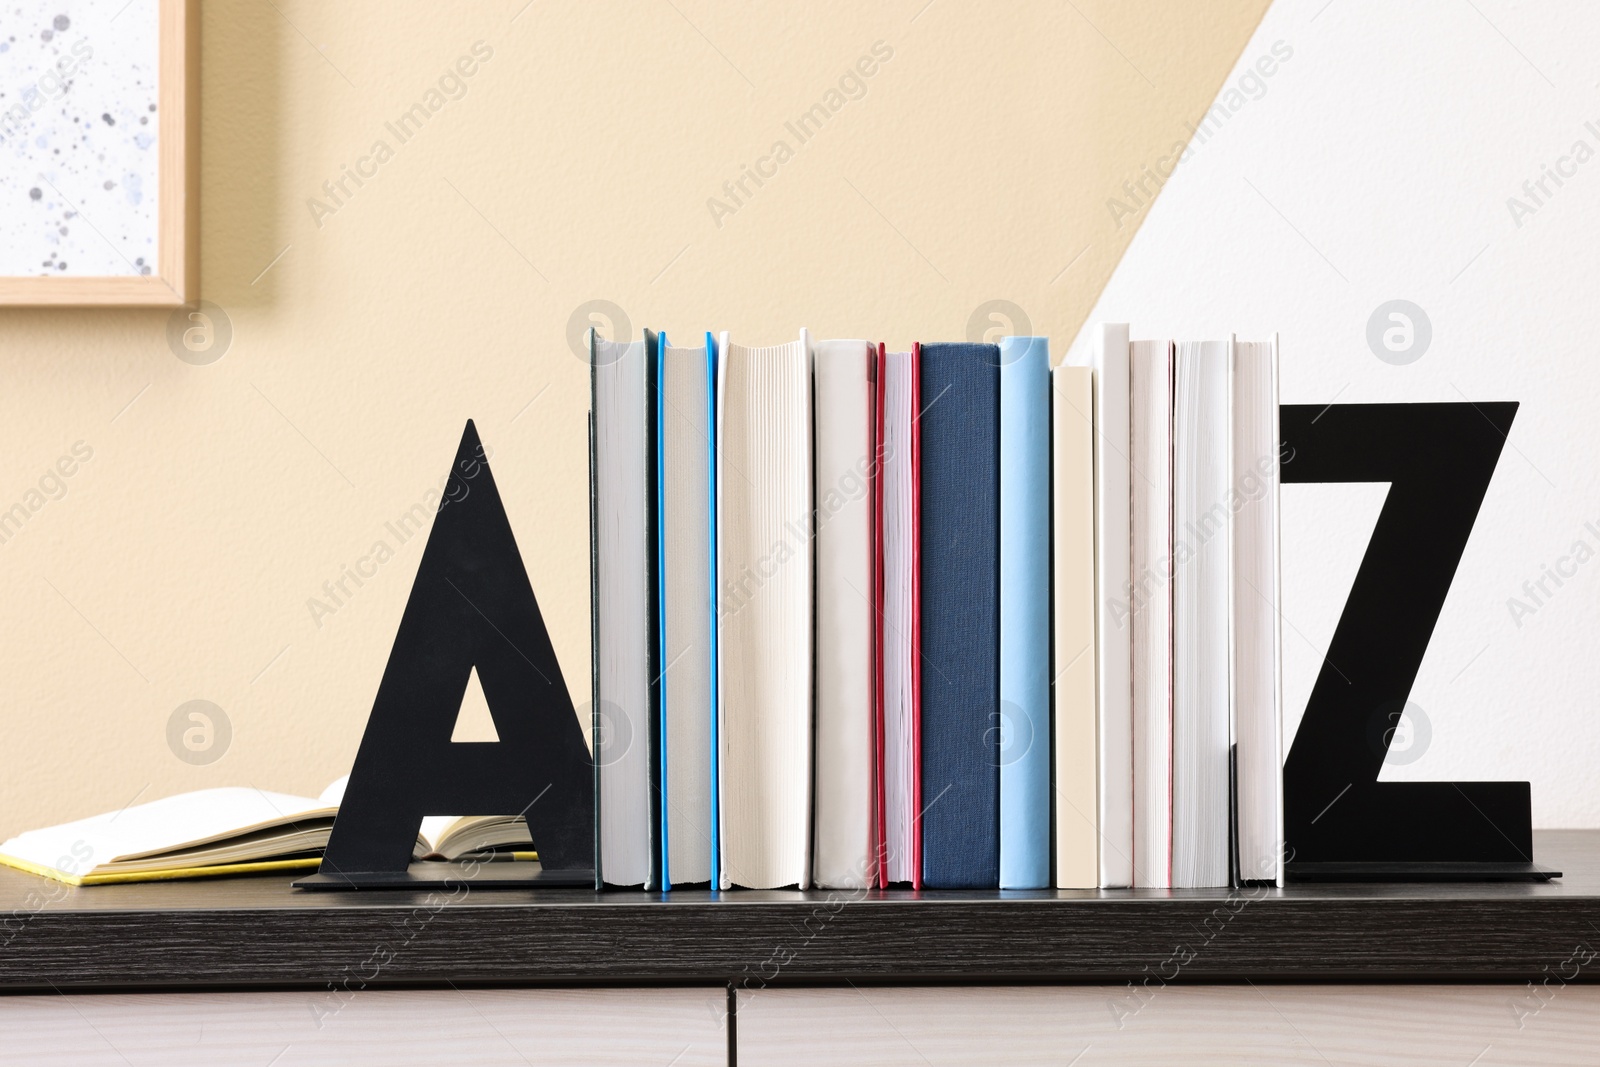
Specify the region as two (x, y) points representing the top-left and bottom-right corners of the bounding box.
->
(294, 863), (595, 890)
(1286, 861), (1561, 883)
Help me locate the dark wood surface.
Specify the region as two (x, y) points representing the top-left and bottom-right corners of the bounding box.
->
(2, 830), (1597, 992)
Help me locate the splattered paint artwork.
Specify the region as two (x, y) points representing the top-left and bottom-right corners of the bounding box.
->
(0, 0), (159, 276)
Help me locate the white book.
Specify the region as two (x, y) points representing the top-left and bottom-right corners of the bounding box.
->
(812, 338), (876, 890)
(1092, 323), (1134, 889)
(0, 777), (533, 886)
(591, 330), (654, 887)
(1171, 340), (1232, 889)
(881, 348), (920, 885)
(1232, 335), (1283, 886)
(1051, 362), (1098, 889)
(1130, 339), (1174, 889)
(659, 335), (716, 886)
(717, 330), (814, 889)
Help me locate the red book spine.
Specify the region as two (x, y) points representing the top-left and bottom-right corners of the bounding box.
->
(872, 342), (888, 890)
(909, 342), (924, 892)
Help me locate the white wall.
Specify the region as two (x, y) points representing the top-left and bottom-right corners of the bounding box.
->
(0, 0), (1277, 840)
(1072, 0), (1600, 826)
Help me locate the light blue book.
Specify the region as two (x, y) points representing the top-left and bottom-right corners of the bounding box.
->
(999, 336), (1052, 889)
(656, 332), (719, 888)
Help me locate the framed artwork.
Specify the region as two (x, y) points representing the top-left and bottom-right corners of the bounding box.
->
(0, 0), (196, 305)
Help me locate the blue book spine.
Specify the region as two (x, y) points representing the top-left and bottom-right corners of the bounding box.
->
(655, 332), (671, 888)
(918, 341), (1001, 889)
(999, 337), (1052, 889)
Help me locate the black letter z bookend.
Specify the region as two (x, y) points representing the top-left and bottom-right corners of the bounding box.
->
(297, 421), (595, 889)
(1281, 402), (1557, 881)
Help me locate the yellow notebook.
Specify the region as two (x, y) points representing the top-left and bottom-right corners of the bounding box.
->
(0, 778), (537, 886)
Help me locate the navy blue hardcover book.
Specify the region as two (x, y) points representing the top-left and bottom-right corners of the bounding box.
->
(918, 341), (1001, 889)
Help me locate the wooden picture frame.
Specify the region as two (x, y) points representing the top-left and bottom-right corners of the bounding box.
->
(0, 0), (197, 306)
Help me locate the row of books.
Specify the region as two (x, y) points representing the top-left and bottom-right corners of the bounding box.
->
(589, 324), (1283, 891)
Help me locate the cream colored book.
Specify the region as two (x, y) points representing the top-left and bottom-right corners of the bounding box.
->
(1171, 339), (1232, 889)
(0, 777), (535, 886)
(659, 334), (717, 887)
(590, 329), (655, 887)
(812, 337), (876, 890)
(717, 329), (814, 890)
(1092, 323), (1134, 889)
(1232, 335), (1283, 887)
(1130, 339), (1175, 889)
(1052, 362), (1098, 889)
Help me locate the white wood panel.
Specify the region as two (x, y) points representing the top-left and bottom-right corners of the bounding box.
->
(0, 986), (728, 1066)
(738, 984), (1600, 1065)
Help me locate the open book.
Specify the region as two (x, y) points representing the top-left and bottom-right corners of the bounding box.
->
(0, 777), (536, 886)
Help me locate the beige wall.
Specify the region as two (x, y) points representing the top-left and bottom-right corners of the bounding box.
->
(0, 0), (1268, 837)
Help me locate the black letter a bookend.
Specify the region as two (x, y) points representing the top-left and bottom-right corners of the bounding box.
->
(296, 421), (595, 889)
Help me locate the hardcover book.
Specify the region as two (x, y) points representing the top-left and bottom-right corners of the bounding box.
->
(918, 341), (1001, 890)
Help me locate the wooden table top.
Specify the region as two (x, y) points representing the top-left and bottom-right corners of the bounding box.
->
(0, 830), (1593, 992)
